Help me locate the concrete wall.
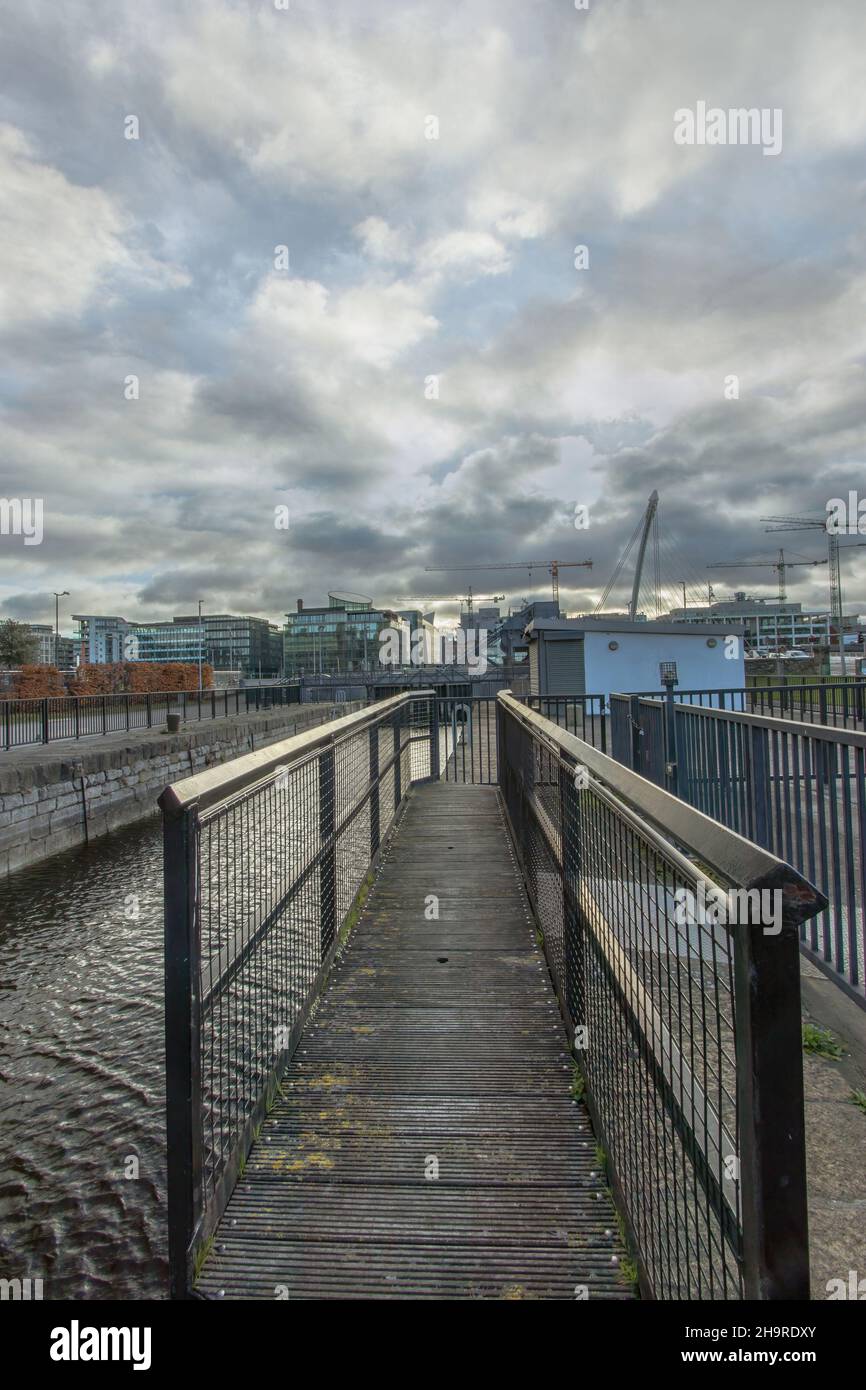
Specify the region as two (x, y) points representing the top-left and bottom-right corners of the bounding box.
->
(0, 702), (360, 877)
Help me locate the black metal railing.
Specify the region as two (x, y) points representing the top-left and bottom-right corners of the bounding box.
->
(496, 691), (825, 1300)
(627, 682), (866, 730)
(611, 694), (669, 788)
(160, 691), (435, 1297)
(524, 694), (607, 751)
(1, 683), (302, 750)
(435, 695), (498, 783)
(430, 693), (607, 785)
(612, 694), (866, 1006)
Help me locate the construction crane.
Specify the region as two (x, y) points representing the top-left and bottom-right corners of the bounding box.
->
(424, 560), (592, 607)
(400, 589), (505, 614)
(706, 549), (827, 603)
(762, 516), (866, 675)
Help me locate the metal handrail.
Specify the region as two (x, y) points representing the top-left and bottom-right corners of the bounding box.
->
(160, 690), (433, 816)
(636, 692), (866, 747)
(499, 693), (827, 923)
(621, 692), (866, 1004)
(161, 689), (436, 1297)
(496, 690), (826, 1299)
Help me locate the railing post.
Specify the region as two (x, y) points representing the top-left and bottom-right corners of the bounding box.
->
(747, 723), (772, 849)
(42, 698), (49, 744)
(430, 697), (440, 781)
(628, 695), (641, 772)
(495, 694), (505, 785)
(125, 695), (131, 732)
(102, 695), (107, 736)
(4, 700), (11, 751)
(734, 909), (809, 1299)
(369, 724), (380, 857)
(663, 686), (679, 796)
(319, 744), (337, 959)
(393, 710), (402, 808)
(163, 799), (203, 1300)
(147, 693), (152, 729)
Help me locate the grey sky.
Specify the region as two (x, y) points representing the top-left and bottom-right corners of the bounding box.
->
(1, 0), (865, 628)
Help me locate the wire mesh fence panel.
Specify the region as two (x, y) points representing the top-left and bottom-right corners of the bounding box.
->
(497, 693), (823, 1301)
(197, 751), (322, 1211)
(161, 691), (438, 1295)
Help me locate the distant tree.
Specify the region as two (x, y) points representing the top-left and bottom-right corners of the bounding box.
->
(11, 664), (66, 697)
(69, 660), (215, 695)
(0, 620), (38, 667)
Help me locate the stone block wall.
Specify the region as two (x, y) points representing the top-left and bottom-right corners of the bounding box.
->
(0, 702), (361, 876)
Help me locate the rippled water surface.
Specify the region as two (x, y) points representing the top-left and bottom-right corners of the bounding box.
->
(0, 816), (167, 1300)
(0, 722), (451, 1301)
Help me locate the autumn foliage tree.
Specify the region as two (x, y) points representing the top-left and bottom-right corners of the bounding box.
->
(67, 663), (125, 695)
(10, 665), (66, 697)
(67, 662), (214, 695)
(124, 662), (214, 693)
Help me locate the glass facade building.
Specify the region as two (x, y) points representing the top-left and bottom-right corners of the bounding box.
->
(283, 595), (404, 677)
(74, 613), (283, 675)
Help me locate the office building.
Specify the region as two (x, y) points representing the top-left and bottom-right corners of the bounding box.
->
(665, 593), (831, 652)
(74, 615), (135, 664)
(488, 599), (560, 664)
(25, 624), (78, 668)
(73, 613), (283, 676)
(283, 594), (405, 677)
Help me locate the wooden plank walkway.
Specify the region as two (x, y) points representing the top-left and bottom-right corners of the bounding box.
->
(197, 783), (630, 1300)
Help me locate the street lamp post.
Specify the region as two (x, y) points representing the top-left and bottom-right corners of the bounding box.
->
(197, 600), (203, 692)
(54, 591), (69, 667)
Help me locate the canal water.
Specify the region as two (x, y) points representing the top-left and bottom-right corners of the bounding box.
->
(0, 721), (459, 1301)
(0, 814), (168, 1300)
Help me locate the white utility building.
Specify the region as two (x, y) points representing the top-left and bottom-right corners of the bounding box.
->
(525, 617), (746, 704)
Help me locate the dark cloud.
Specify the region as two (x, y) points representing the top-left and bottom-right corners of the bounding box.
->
(2, 0), (866, 631)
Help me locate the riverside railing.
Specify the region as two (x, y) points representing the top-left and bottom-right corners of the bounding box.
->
(627, 682), (866, 730)
(524, 694), (608, 750)
(612, 694), (866, 1006)
(432, 693), (607, 786)
(496, 691), (825, 1300)
(160, 690), (435, 1298)
(1, 683), (302, 750)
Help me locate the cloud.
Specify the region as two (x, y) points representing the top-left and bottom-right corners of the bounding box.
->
(2, 0), (866, 630)
(0, 125), (128, 326)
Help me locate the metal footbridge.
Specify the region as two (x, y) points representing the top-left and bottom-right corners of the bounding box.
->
(161, 691), (825, 1300)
